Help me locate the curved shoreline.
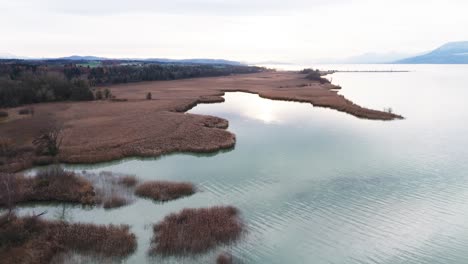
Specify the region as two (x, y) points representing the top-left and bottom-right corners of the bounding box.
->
(0, 71), (402, 173)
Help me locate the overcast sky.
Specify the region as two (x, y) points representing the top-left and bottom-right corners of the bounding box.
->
(1, 0), (468, 63)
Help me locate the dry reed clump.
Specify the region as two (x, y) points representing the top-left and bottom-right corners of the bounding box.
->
(150, 206), (244, 255)
(135, 181), (195, 202)
(50, 222), (136, 257)
(217, 252), (233, 264)
(118, 175), (138, 187)
(0, 213), (136, 264)
(0, 167), (96, 207)
(102, 195), (129, 209)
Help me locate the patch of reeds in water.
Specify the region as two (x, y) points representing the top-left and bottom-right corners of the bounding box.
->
(150, 206), (244, 256)
(0, 213), (136, 264)
(135, 181), (195, 202)
(0, 166), (95, 207)
(80, 171), (139, 209)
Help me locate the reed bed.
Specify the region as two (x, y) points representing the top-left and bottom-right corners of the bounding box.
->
(150, 206), (244, 255)
(80, 171), (138, 209)
(0, 213), (136, 264)
(0, 169), (138, 209)
(102, 195), (129, 209)
(135, 181), (195, 202)
(0, 167), (95, 207)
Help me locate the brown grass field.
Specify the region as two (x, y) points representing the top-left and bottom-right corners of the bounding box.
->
(135, 181), (195, 202)
(0, 72), (402, 173)
(150, 206), (244, 255)
(0, 213), (136, 264)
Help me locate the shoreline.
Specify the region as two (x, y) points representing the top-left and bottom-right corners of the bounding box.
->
(0, 71), (402, 173)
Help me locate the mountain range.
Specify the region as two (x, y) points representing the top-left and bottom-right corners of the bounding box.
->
(395, 41), (468, 64)
(0, 54), (244, 66)
(2, 41), (468, 64)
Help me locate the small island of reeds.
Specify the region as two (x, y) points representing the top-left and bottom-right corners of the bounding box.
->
(150, 206), (244, 256)
(135, 181), (195, 202)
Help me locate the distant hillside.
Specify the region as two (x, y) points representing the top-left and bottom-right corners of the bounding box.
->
(396, 41), (468, 64)
(144, 58), (243, 65)
(58, 55), (107, 61)
(0, 54), (244, 66)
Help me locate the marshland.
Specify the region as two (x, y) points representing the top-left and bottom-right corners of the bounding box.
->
(2, 63), (468, 264)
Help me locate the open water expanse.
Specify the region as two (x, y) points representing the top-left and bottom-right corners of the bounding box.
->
(17, 64), (468, 264)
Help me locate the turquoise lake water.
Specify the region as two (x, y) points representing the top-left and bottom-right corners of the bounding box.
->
(16, 65), (468, 263)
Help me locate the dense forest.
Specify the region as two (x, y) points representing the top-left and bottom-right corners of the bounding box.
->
(0, 60), (266, 107)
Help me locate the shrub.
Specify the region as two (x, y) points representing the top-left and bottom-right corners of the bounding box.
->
(150, 206), (244, 255)
(103, 88), (111, 99)
(0, 111), (8, 118)
(146, 92), (152, 100)
(95, 90), (103, 100)
(135, 181), (195, 202)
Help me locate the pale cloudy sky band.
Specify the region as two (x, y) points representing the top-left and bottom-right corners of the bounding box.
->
(1, 0), (467, 62)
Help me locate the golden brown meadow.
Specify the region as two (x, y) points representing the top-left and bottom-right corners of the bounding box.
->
(0, 72), (401, 173)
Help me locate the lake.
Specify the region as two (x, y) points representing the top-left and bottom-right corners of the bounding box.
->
(17, 64), (468, 264)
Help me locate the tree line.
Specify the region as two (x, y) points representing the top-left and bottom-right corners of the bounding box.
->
(0, 61), (266, 108)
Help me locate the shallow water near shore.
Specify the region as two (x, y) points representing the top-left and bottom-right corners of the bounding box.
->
(15, 65), (468, 263)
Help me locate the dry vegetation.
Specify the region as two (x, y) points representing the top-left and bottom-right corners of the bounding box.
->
(0, 167), (95, 209)
(0, 168), (139, 210)
(102, 195), (129, 209)
(150, 206), (244, 256)
(79, 171), (140, 209)
(0, 213), (136, 264)
(217, 252), (234, 264)
(0, 71), (402, 173)
(118, 175), (138, 188)
(135, 181), (195, 202)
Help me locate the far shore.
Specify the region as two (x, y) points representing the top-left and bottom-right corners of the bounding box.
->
(0, 71), (402, 173)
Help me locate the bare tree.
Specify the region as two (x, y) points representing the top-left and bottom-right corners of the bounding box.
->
(0, 173), (19, 221)
(33, 124), (63, 156)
